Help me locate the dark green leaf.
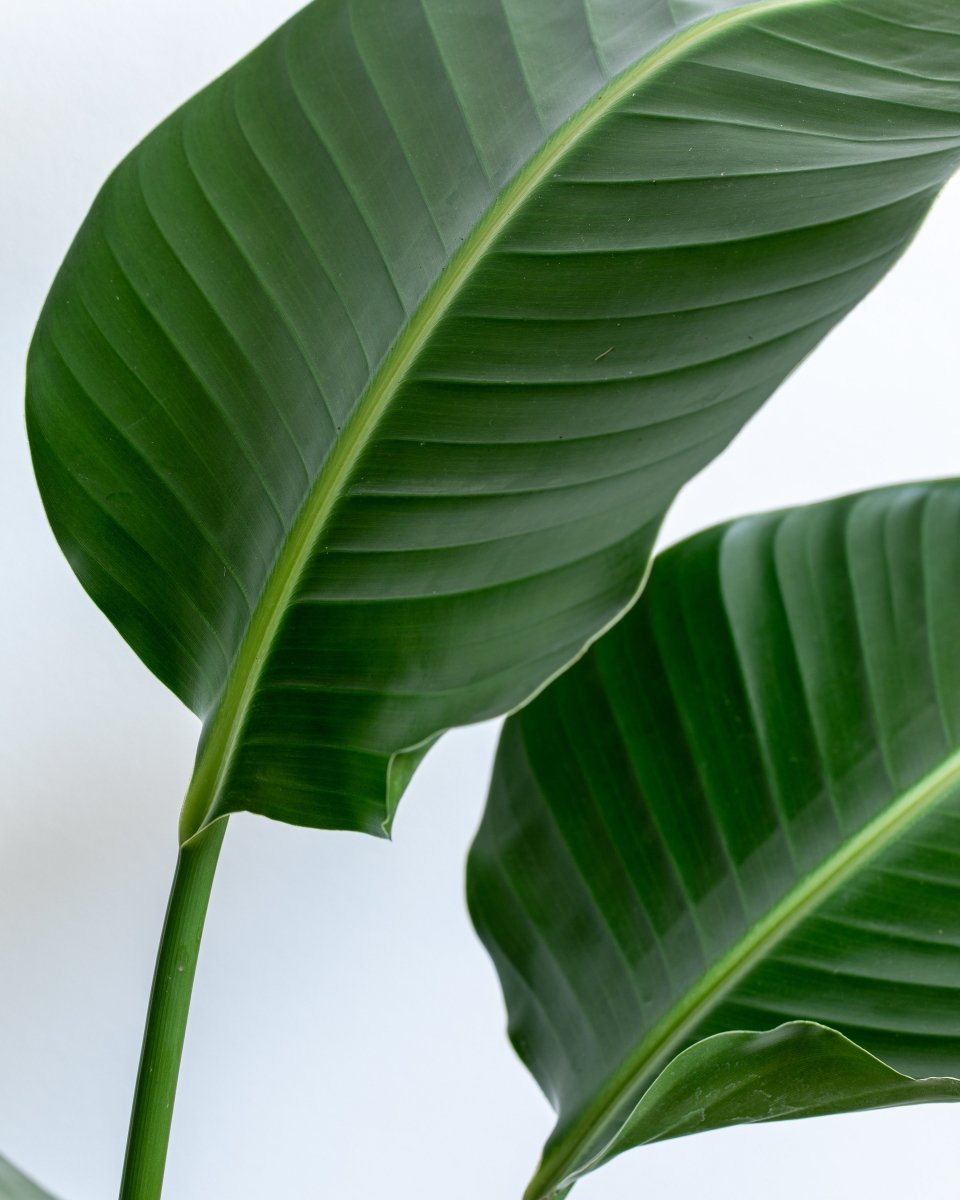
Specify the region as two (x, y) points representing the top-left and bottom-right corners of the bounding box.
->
(26, 0), (960, 838)
(0, 1155), (59, 1200)
(469, 481), (960, 1198)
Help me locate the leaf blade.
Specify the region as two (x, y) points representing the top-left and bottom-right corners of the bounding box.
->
(616, 1022), (960, 1149)
(27, 0), (960, 836)
(469, 482), (960, 1197)
(0, 1154), (59, 1200)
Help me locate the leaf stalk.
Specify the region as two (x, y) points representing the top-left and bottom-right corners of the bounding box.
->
(118, 818), (227, 1200)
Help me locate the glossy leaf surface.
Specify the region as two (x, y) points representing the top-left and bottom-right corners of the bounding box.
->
(0, 1155), (58, 1200)
(27, 0), (960, 838)
(470, 482), (960, 1197)
(621, 1022), (960, 1147)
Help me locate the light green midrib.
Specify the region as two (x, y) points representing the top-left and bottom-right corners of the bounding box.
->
(530, 744), (960, 1200)
(177, 0), (821, 842)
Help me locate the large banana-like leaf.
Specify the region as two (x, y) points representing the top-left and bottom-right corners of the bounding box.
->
(468, 481), (960, 1199)
(0, 1155), (58, 1200)
(27, 0), (960, 839)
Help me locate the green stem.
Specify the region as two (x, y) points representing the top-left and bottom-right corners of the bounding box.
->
(119, 818), (227, 1200)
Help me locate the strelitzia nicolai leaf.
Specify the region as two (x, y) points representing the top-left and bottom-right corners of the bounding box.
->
(469, 481), (960, 1198)
(618, 1022), (960, 1145)
(26, 0), (960, 839)
(0, 1154), (58, 1200)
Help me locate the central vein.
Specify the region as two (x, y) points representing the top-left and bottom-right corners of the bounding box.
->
(532, 745), (960, 1199)
(178, 0), (822, 842)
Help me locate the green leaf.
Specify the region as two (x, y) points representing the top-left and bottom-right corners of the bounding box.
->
(26, 0), (960, 839)
(0, 1155), (58, 1200)
(469, 481), (960, 1198)
(619, 1022), (960, 1145)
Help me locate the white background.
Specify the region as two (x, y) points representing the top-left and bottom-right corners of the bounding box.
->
(2, 3), (959, 1198)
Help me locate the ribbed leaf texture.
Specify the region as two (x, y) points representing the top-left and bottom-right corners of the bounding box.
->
(26, 0), (960, 838)
(469, 481), (960, 1198)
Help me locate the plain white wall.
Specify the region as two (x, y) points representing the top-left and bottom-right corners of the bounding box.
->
(2, 3), (959, 1198)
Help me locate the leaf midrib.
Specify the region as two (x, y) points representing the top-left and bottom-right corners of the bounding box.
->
(177, 0), (822, 842)
(530, 745), (960, 1200)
